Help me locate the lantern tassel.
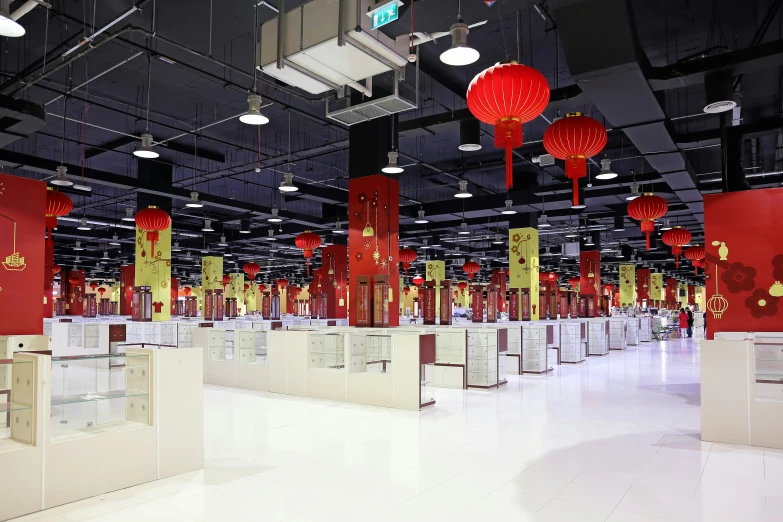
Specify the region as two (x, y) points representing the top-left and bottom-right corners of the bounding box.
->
(572, 176), (579, 207)
(646, 232), (651, 251)
(676, 254), (680, 268)
(505, 145), (513, 190)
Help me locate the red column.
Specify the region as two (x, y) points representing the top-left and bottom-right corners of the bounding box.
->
(688, 285), (696, 306)
(65, 269), (86, 316)
(636, 269), (651, 307)
(579, 251), (601, 316)
(120, 264), (135, 315)
(44, 233), (54, 318)
(666, 278), (678, 309)
(491, 270), (507, 313)
(322, 245), (348, 318)
(170, 277), (179, 315)
(348, 175), (399, 327)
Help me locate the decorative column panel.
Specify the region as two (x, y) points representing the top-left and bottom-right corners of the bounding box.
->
(612, 288), (620, 308)
(229, 273), (244, 315)
(679, 283), (688, 309)
(322, 245), (348, 318)
(665, 278), (677, 308)
(651, 273), (663, 305)
(425, 260), (445, 315)
(491, 270), (507, 313)
(44, 232), (54, 319)
(456, 281), (468, 307)
(134, 222), (171, 321)
(695, 286), (704, 309)
(0, 174), (45, 333)
(119, 265), (135, 315)
(246, 283), (257, 313)
(65, 269), (86, 316)
(619, 264), (635, 308)
(636, 269), (651, 306)
(202, 257), (223, 291)
(508, 228), (539, 320)
(687, 285), (696, 306)
(579, 251), (601, 316)
(170, 277), (179, 315)
(347, 175), (399, 327)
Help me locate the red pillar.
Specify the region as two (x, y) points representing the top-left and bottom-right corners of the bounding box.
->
(44, 234), (54, 318)
(120, 264), (135, 315)
(687, 285), (696, 306)
(170, 277), (179, 315)
(579, 251), (601, 317)
(491, 269), (507, 313)
(348, 175), (399, 327)
(666, 278), (678, 309)
(64, 269), (86, 316)
(636, 269), (651, 307)
(322, 245), (348, 318)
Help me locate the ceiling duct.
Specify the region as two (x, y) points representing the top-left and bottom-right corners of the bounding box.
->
(550, 0), (704, 224)
(0, 94), (46, 148)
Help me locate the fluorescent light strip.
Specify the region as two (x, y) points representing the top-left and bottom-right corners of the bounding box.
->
(62, 7), (140, 57)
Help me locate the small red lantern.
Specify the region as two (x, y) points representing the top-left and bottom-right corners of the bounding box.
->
(243, 262), (260, 280)
(412, 275), (424, 287)
(568, 277), (580, 289)
(627, 193), (668, 250)
(277, 278), (289, 290)
(89, 282), (99, 291)
(52, 264), (61, 275)
(684, 245), (706, 275)
(403, 287), (410, 296)
(457, 281), (468, 295)
(462, 260), (480, 281)
(97, 287), (106, 296)
(662, 226), (692, 268)
(68, 274), (80, 285)
(258, 284), (267, 293)
(467, 62), (550, 190)
(602, 283), (614, 294)
(134, 206), (171, 256)
(453, 290), (459, 298)
(294, 231), (322, 275)
(244, 284), (250, 292)
(45, 188), (73, 233)
(399, 248), (417, 276)
(222, 274), (231, 288)
(183, 287), (192, 296)
(543, 113), (608, 207)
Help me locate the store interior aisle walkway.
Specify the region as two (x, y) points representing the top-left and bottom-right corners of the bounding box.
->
(13, 338), (783, 522)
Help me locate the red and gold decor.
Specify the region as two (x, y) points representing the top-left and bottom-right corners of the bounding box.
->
(89, 282), (99, 291)
(439, 280), (453, 325)
(457, 281), (468, 295)
(637, 269), (651, 306)
(170, 277), (178, 316)
(467, 62), (550, 190)
(704, 188), (783, 336)
(628, 193), (668, 250)
(568, 277), (580, 290)
(294, 230), (322, 275)
(0, 174), (46, 332)
(491, 269), (507, 313)
(276, 278), (289, 290)
(508, 288), (520, 321)
(348, 174), (400, 326)
(619, 264), (635, 307)
(134, 206), (172, 321)
(134, 206), (171, 256)
(471, 284), (485, 322)
(508, 226), (539, 320)
(543, 113), (608, 206)
(120, 264), (135, 315)
(243, 262), (260, 280)
(399, 248), (417, 277)
(579, 251), (601, 317)
(355, 276), (372, 327)
(222, 274), (231, 288)
(45, 187), (72, 232)
(462, 260), (480, 280)
(685, 245), (706, 274)
(662, 226), (692, 268)
(486, 284), (498, 323)
(321, 245), (348, 318)
(420, 280), (437, 325)
(666, 278), (678, 309)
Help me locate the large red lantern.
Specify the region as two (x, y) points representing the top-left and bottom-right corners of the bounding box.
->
(412, 275), (424, 287)
(467, 62), (550, 190)
(627, 193), (668, 250)
(258, 284), (266, 293)
(684, 245), (706, 274)
(68, 274), (80, 285)
(134, 206), (171, 256)
(543, 113), (608, 207)
(243, 262), (260, 280)
(294, 231), (322, 275)
(403, 287), (410, 296)
(45, 188), (73, 232)
(462, 260), (480, 281)
(222, 274), (231, 288)
(457, 281), (468, 295)
(662, 226), (692, 268)
(277, 278), (289, 290)
(399, 248), (417, 276)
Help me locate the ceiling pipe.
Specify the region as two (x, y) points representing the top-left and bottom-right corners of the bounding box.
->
(9, 0), (44, 20)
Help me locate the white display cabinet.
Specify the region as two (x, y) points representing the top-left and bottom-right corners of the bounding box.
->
(235, 329), (270, 392)
(309, 332), (345, 369)
(177, 322), (197, 347)
(193, 328), (234, 386)
(702, 332), (783, 450)
(237, 329), (268, 364)
(0, 334), (50, 360)
(43, 319), (53, 337)
(693, 312), (705, 338)
(521, 323), (550, 374)
(467, 329), (498, 388)
(639, 317), (652, 342)
(609, 317), (627, 350)
(560, 322), (585, 364)
(433, 328), (466, 389)
(587, 319), (609, 356)
(626, 317), (640, 346)
(51, 323), (102, 356)
(505, 324), (522, 375)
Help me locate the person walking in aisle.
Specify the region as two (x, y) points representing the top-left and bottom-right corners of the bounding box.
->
(678, 308), (689, 338)
(687, 308), (694, 338)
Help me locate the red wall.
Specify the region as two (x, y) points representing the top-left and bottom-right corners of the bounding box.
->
(64, 269), (86, 316)
(120, 264), (134, 315)
(579, 251), (601, 316)
(170, 277), (179, 315)
(491, 270), (507, 312)
(636, 269), (651, 303)
(666, 278), (678, 308)
(44, 233), (54, 318)
(322, 245), (348, 318)
(347, 175), (400, 326)
(0, 174), (46, 334)
(705, 188), (783, 337)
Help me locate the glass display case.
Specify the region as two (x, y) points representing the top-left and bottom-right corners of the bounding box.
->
(434, 330), (466, 364)
(754, 335), (783, 401)
(237, 330), (267, 364)
(49, 353), (151, 441)
(350, 334), (392, 373)
(421, 360), (435, 407)
(309, 333), (346, 369)
(0, 359), (34, 445)
(467, 330), (498, 388)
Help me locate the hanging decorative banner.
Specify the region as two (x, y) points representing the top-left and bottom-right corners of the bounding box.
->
(636, 269), (651, 303)
(426, 260), (445, 315)
(508, 227), (539, 320)
(619, 264), (635, 307)
(134, 219), (172, 322)
(650, 273), (663, 302)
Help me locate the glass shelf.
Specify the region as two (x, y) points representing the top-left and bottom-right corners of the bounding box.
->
(52, 389), (150, 407)
(0, 401), (33, 413)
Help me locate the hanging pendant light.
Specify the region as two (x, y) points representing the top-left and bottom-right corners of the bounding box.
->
(239, 94), (269, 125)
(279, 173), (298, 192)
(501, 199), (516, 215)
(51, 165), (73, 187)
(0, 5), (26, 37)
(109, 234), (121, 246)
(626, 183), (640, 201)
(134, 133), (159, 159)
(77, 218), (91, 231)
(454, 180), (472, 198)
(268, 207), (282, 222)
(333, 220), (344, 234)
(595, 158), (617, 180)
(440, 22), (479, 66)
(382, 151), (404, 174)
(458, 221), (470, 235)
(202, 219), (214, 232)
(458, 119), (482, 151)
(186, 191), (203, 208)
(415, 210), (428, 224)
(538, 214), (551, 228)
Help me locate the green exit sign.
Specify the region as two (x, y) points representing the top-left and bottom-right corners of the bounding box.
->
(368, 0), (401, 30)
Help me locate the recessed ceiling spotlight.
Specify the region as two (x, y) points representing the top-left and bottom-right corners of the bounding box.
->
(186, 191), (203, 208)
(133, 133), (159, 159)
(501, 199), (516, 215)
(51, 165), (72, 187)
(595, 158), (617, 180)
(279, 172), (298, 192)
(454, 180), (472, 198)
(415, 210), (428, 224)
(440, 23), (479, 66)
(239, 94), (269, 125)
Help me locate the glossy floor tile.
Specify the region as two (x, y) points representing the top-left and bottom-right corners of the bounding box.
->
(14, 337), (783, 521)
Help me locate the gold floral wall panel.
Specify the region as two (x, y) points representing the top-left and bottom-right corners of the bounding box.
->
(201, 257), (223, 291)
(619, 264), (635, 307)
(425, 260), (445, 315)
(134, 225), (171, 321)
(509, 228), (539, 320)
(650, 273), (663, 301)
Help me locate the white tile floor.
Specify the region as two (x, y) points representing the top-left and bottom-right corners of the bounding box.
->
(13, 337), (783, 522)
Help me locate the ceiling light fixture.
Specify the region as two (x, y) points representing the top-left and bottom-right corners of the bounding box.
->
(133, 133), (159, 159)
(565, 227), (577, 238)
(501, 199), (516, 215)
(109, 234), (120, 246)
(458, 118), (482, 151)
(595, 158), (617, 180)
(440, 22), (479, 66)
(538, 214), (551, 228)
(239, 94), (269, 125)
(172, 241), (181, 252)
(279, 172), (298, 192)
(266, 229), (276, 241)
(73, 241), (84, 251)
(626, 183), (640, 201)
(186, 191), (203, 208)
(454, 180), (472, 198)
(660, 219), (672, 231)
(77, 218), (91, 231)
(614, 216), (625, 231)
(218, 236), (228, 246)
(334, 220), (344, 234)
(415, 210), (428, 224)
(585, 235), (595, 247)
(382, 151), (404, 174)
(239, 218), (251, 234)
(122, 207), (135, 222)
(0, 3), (26, 37)
(202, 219), (214, 232)
(51, 165), (73, 187)
(268, 207), (282, 223)
(458, 221), (470, 235)
(493, 234), (504, 245)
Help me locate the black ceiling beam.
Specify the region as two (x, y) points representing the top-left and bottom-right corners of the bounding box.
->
(675, 116), (783, 147)
(84, 136), (136, 159)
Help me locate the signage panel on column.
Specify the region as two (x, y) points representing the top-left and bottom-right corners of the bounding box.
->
(508, 227), (539, 320)
(472, 285), (485, 323)
(355, 276), (372, 327)
(508, 288), (520, 321)
(619, 264), (636, 308)
(486, 284), (498, 323)
(521, 288), (531, 320)
(580, 251), (601, 317)
(420, 281), (436, 325)
(439, 281), (453, 325)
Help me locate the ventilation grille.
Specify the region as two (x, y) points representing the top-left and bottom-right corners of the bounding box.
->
(703, 100), (736, 114)
(538, 154), (555, 166)
(327, 94), (417, 126)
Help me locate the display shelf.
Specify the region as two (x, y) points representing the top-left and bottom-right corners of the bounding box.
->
(609, 317), (626, 350)
(237, 329), (267, 364)
(521, 323), (549, 374)
(587, 319), (609, 356)
(51, 389), (149, 407)
(626, 317), (640, 346)
(639, 317), (652, 342)
(755, 339), (783, 388)
(309, 333), (346, 369)
(467, 329), (498, 388)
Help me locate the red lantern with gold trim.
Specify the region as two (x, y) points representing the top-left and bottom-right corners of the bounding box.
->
(258, 284), (266, 293)
(183, 286), (192, 296)
(399, 248), (417, 276)
(222, 274), (231, 288)
(244, 284), (250, 292)
(52, 264), (61, 275)
(277, 278), (289, 290)
(294, 231), (322, 275)
(684, 245), (706, 275)
(134, 206), (171, 256)
(568, 277), (580, 289)
(462, 260), (480, 281)
(45, 188), (73, 233)
(243, 262), (260, 280)
(412, 275), (424, 287)
(662, 226), (692, 268)
(457, 281), (468, 295)
(467, 62), (550, 190)
(97, 287), (106, 296)
(403, 286), (410, 297)
(627, 193), (668, 250)
(543, 113), (608, 207)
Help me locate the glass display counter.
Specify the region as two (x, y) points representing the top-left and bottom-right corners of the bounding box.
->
(309, 333), (346, 369)
(0, 359), (34, 445)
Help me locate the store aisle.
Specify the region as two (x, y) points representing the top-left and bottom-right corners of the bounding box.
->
(13, 338), (782, 522)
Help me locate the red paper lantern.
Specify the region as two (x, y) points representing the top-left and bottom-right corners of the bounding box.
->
(454, 290), (459, 298)
(89, 282), (99, 291)
(258, 284), (266, 293)
(602, 283), (614, 293)
(222, 274), (231, 287)
(68, 274), (80, 285)
(294, 231), (322, 275)
(52, 264), (61, 275)
(568, 277), (580, 289)
(243, 262), (260, 280)
(457, 281), (468, 295)
(45, 188), (72, 232)
(627, 193), (668, 250)
(134, 206), (171, 256)
(183, 287), (192, 296)
(684, 245), (706, 275)
(403, 287), (410, 296)
(467, 62), (550, 190)
(543, 113), (608, 206)
(97, 287), (106, 296)
(462, 260), (480, 281)
(244, 284), (250, 292)
(412, 275), (424, 287)
(277, 278), (289, 290)
(399, 248), (417, 276)
(662, 226), (692, 268)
